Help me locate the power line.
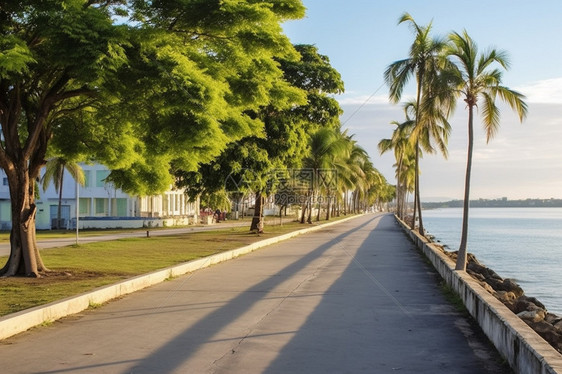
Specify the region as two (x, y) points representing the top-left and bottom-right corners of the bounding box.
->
(340, 82), (386, 126)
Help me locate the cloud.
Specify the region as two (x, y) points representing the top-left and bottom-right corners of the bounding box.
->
(338, 96), (562, 200)
(516, 78), (562, 104)
(337, 94), (390, 106)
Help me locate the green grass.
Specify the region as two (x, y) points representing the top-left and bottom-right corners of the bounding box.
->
(440, 281), (469, 315)
(0, 217), (349, 317)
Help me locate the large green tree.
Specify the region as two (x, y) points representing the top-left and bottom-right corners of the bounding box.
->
(0, 0), (304, 277)
(445, 31), (527, 271)
(175, 44), (344, 231)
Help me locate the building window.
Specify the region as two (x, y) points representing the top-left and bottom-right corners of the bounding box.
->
(95, 170), (110, 187)
(116, 198), (127, 216)
(2, 178), (7, 186)
(79, 198), (90, 215)
(95, 198), (108, 215)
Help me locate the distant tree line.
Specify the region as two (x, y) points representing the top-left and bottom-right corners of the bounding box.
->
(423, 199), (562, 209)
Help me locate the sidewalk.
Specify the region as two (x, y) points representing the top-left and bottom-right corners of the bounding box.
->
(0, 214), (510, 373)
(0, 217), (294, 256)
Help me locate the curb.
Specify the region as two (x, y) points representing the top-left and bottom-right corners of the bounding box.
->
(0, 214), (364, 341)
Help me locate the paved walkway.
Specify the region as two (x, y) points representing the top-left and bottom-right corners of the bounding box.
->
(0, 217), (293, 256)
(0, 214), (510, 373)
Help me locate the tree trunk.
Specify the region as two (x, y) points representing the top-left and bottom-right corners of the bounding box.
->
(325, 192), (331, 221)
(250, 193), (264, 233)
(413, 71), (424, 234)
(306, 191), (312, 224)
(396, 156), (403, 219)
(57, 170), (64, 229)
(0, 165), (47, 277)
(411, 141), (419, 231)
(456, 105), (475, 271)
(300, 192), (308, 223)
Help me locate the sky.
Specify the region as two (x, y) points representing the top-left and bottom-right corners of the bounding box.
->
(282, 0), (562, 201)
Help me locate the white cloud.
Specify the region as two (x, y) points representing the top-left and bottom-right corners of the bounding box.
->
(339, 98), (562, 200)
(516, 78), (562, 104)
(337, 94), (390, 106)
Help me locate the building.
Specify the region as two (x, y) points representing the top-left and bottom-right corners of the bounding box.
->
(0, 164), (199, 230)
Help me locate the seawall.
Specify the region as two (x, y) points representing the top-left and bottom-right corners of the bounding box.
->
(396, 216), (562, 374)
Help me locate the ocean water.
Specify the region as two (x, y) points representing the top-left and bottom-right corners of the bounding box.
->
(422, 207), (562, 315)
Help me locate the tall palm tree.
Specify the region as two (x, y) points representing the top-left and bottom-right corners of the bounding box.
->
(41, 158), (86, 230)
(378, 113), (415, 219)
(405, 96), (452, 229)
(445, 31), (528, 271)
(384, 13), (452, 235)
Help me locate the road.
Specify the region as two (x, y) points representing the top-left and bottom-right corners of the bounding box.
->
(0, 214), (510, 373)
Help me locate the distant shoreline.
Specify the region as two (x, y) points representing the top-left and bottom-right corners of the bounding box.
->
(422, 198), (562, 209)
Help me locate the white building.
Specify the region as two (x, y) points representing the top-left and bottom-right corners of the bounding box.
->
(0, 164), (199, 230)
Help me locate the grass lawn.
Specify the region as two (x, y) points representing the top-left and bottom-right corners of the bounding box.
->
(0, 217), (347, 317)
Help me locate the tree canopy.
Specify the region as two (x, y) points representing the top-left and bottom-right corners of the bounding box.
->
(0, 0), (306, 276)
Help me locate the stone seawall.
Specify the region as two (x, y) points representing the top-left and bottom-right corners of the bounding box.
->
(396, 216), (562, 374)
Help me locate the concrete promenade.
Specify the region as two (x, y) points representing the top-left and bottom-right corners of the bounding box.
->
(0, 214), (510, 373)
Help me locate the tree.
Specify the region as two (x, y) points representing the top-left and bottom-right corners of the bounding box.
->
(40, 157), (85, 230)
(0, 0), (305, 277)
(385, 13), (456, 234)
(174, 44), (344, 231)
(378, 115), (415, 219)
(446, 31), (528, 271)
(301, 127), (348, 223)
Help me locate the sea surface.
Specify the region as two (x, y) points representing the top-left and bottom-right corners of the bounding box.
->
(422, 207), (562, 315)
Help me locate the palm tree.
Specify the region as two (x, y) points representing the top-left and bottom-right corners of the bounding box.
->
(404, 96), (452, 229)
(396, 150), (416, 217)
(301, 127), (348, 223)
(41, 158), (85, 230)
(378, 113), (415, 219)
(445, 31), (528, 271)
(384, 13), (452, 235)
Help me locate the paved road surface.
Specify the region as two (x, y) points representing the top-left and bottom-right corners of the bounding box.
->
(0, 214), (510, 373)
(0, 218), (293, 256)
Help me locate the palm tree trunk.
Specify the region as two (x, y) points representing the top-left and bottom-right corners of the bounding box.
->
(456, 105), (474, 271)
(396, 156), (403, 218)
(325, 191), (331, 220)
(411, 141), (419, 230)
(413, 70), (424, 235)
(416, 152), (424, 235)
(57, 170), (64, 230)
(306, 191), (313, 224)
(315, 194), (321, 222)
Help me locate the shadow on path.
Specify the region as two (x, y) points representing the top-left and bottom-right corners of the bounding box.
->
(123, 215), (380, 373)
(261, 214), (511, 374)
